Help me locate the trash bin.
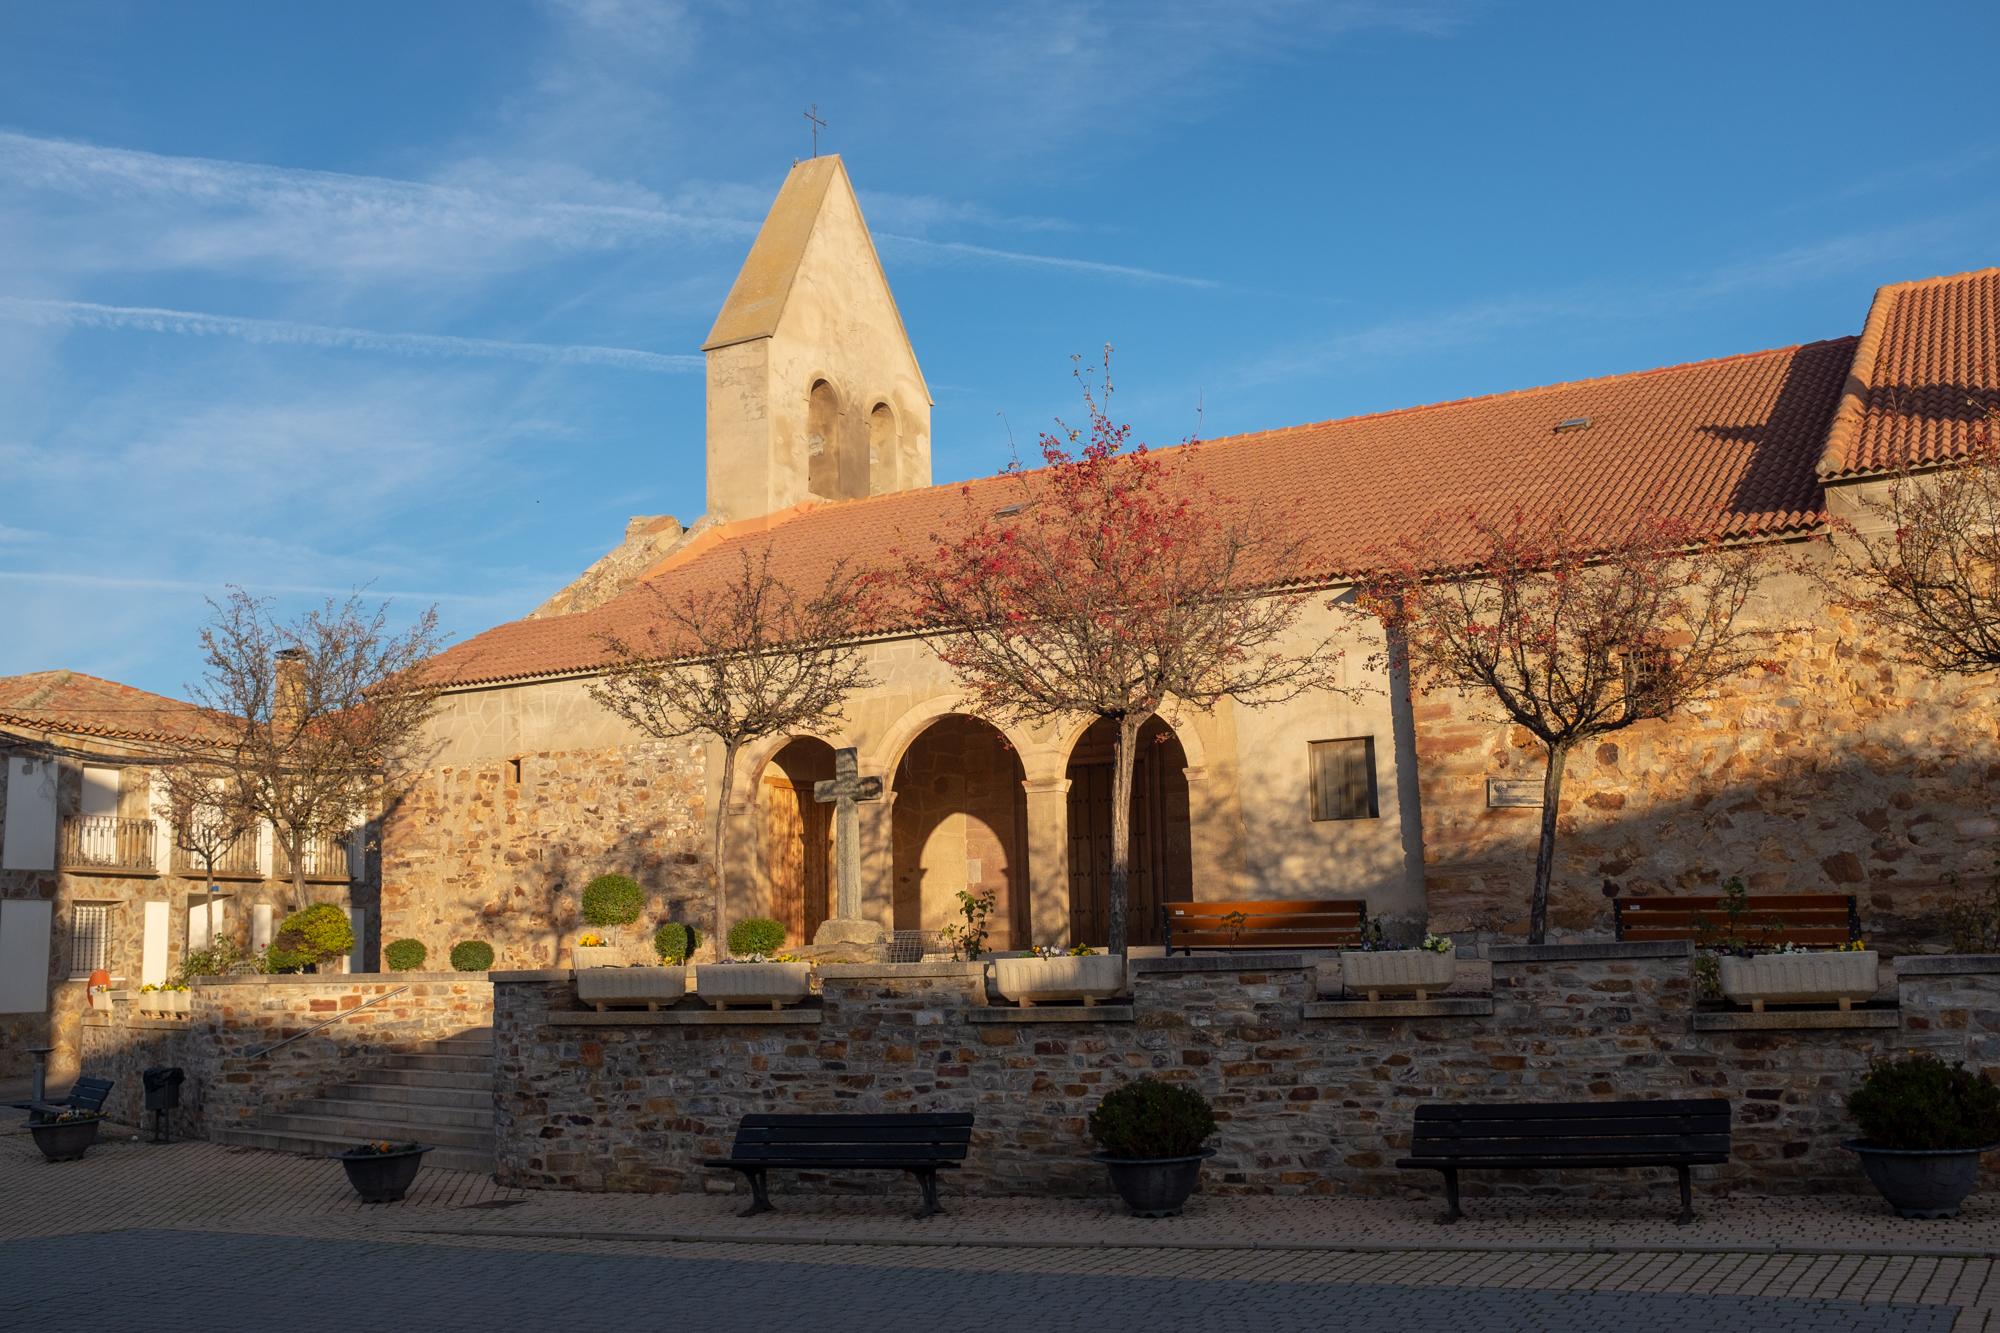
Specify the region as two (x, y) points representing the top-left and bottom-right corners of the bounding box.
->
(142, 1066), (185, 1143)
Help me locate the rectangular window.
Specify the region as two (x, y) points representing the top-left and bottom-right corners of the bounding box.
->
(80, 766), (120, 818)
(70, 904), (108, 976)
(1309, 737), (1379, 822)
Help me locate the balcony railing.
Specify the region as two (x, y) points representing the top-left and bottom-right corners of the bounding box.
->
(172, 833), (263, 879)
(277, 834), (353, 882)
(59, 816), (158, 873)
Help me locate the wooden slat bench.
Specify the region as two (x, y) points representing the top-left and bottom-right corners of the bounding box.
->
(13, 1074), (114, 1123)
(702, 1112), (975, 1218)
(1397, 1098), (1731, 1225)
(1614, 893), (1859, 948)
(1161, 899), (1367, 954)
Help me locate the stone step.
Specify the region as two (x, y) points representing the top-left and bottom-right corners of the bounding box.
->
(380, 1052), (491, 1075)
(368, 1066), (492, 1091)
(254, 1111), (493, 1151)
(322, 1081), (493, 1111)
(422, 1038), (493, 1057)
(288, 1097), (494, 1129)
(210, 1125), (491, 1176)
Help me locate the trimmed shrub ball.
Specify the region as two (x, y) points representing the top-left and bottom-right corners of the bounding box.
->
(383, 938), (428, 971)
(581, 873), (645, 928)
(726, 917), (786, 957)
(266, 902), (355, 971)
(652, 921), (697, 965)
(1089, 1078), (1217, 1159)
(450, 940), (495, 972)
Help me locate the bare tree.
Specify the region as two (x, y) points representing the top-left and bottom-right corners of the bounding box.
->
(587, 548), (879, 942)
(1354, 510), (1773, 943)
(158, 760), (257, 944)
(179, 588), (445, 910)
(906, 354), (1348, 954)
(1812, 409), (2000, 675)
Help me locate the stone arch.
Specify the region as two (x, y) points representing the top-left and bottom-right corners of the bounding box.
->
(756, 736), (838, 945)
(869, 693), (1038, 782)
(805, 377), (842, 500)
(867, 400), (898, 489)
(1050, 701), (1209, 776)
(889, 714), (1028, 950)
(1064, 715), (1194, 947)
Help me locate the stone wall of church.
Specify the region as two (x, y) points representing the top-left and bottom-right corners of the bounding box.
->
(489, 948), (2000, 1198)
(380, 739), (711, 970)
(1414, 570), (2000, 946)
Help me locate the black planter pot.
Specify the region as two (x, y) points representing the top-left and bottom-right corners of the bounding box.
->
(1843, 1140), (1999, 1218)
(29, 1116), (102, 1162)
(1091, 1149), (1216, 1217)
(335, 1146), (431, 1203)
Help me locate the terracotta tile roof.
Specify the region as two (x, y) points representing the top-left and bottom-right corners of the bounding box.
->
(424, 336), (1855, 689)
(1820, 267), (2000, 479)
(0, 669), (231, 745)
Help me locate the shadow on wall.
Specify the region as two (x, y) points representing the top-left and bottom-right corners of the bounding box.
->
(452, 816), (711, 970)
(1422, 735), (1999, 949)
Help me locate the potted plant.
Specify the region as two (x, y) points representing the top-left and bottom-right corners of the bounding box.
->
(575, 923), (695, 1010)
(136, 983), (163, 1016)
(698, 918), (812, 1010)
(1339, 925), (1456, 1001)
(164, 984), (192, 1017)
(335, 1140), (432, 1202)
(572, 931), (619, 970)
(1844, 1053), (2000, 1218)
(1088, 1077), (1217, 1217)
(992, 944), (1125, 1007)
(1717, 939), (1878, 1013)
(29, 1108), (104, 1162)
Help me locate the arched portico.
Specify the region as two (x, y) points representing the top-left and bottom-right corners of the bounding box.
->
(755, 737), (838, 944)
(889, 715), (1028, 950)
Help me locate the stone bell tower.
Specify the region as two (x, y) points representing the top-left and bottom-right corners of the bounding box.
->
(701, 155), (933, 523)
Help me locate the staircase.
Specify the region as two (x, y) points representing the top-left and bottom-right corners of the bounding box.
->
(209, 1028), (495, 1174)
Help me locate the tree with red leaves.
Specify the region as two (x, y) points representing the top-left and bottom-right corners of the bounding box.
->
(906, 353), (1347, 954)
(1354, 511), (1772, 943)
(1814, 407), (2000, 675)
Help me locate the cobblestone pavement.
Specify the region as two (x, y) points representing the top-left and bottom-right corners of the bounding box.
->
(4, 1125), (1998, 1331)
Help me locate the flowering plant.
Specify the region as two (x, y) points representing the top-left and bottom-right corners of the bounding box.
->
(348, 1140), (422, 1156)
(716, 951), (805, 965)
(1027, 944), (1098, 959)
(47, 1108), (102, 1124)
(138, 983), (160, 993)
(1418, 933), (1453, 955)
(577, 933), (606, 948)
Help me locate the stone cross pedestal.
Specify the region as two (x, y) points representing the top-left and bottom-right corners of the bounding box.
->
(812, 746), (888, 952)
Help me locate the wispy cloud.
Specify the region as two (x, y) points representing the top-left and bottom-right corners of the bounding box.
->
(0, 523), (46, 543)
(0, 296), (701, 372)
(0, 568), (521, 605)
(877, 234), (1218, 289)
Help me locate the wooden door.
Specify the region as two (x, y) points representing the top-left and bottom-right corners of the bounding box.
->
(1066, 754), (1169, 947)
(764, 777), (832, 946)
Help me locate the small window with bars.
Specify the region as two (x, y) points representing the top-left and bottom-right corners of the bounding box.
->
(1309, 737), (1379, 822)
(70, 904), (109, 976)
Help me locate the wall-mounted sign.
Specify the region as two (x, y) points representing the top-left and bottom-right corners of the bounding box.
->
(1486, 777), (1544, 809)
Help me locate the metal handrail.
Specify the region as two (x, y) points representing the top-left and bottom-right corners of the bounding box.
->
(245, 984), (410, 1060)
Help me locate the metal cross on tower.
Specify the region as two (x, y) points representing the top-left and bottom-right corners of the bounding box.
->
(804, 104), (826, 158)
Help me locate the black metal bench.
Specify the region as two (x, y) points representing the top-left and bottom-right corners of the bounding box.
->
(13, 1075), (114, 1124)
(1397, 1098), (1731, 1225)
(702, 1112), (975, 1219)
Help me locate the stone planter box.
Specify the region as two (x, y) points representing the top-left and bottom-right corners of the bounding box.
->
(572, 945), (621, 969)
(164, 991), (191, 1017)
(697, 962), (812, 1011)
(992, 955), (1127, 1007)
(137, 991), (166, 1016)
(576, 966), (688, 1011)
(1718, 951), (1878, 1012)
(1340, 949), (1456, 1001)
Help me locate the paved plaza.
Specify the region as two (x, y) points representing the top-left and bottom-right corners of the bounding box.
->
(5, 1123), (2000, 1331)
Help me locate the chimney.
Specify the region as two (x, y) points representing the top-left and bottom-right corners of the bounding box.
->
(273, 647), (308, 734)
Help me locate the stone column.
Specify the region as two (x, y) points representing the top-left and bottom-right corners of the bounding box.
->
(859, 792), (895, 929)
(1182, 765), (1246, 900)
(1021, 776), (1072, 946)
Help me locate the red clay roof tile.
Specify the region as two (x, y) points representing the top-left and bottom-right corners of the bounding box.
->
(0, 670), (230, 745)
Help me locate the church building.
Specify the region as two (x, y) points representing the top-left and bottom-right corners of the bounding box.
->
(382, 155), (2000, 966)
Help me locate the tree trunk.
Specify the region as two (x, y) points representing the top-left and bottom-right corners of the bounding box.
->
(1530, 743), (1570, 945)
(282, 830), (309, 912)
(713, 742), (738, 952)
(1106, 711), (1150, 956)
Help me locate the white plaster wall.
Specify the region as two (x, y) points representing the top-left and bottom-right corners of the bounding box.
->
(2, 756), (57, 872)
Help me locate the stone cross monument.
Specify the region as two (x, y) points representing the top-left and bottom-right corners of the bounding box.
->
(812, 747), (887, 951)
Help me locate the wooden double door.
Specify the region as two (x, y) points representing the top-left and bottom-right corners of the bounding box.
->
(1065, 719), (1192, 947)
(763, 776), (833, 945)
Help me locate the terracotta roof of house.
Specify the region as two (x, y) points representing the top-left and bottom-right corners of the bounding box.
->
(423, 334), (1856, 689)
(1819, 267), (2000, 479)
(0, 670), (230, 745)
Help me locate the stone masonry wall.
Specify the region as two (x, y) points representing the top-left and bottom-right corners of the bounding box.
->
(493, 948), (2000, 1200)
(1417, 572), (2000, 946)
(381, 740), (710, 971)
(78, 975), (492, 1138)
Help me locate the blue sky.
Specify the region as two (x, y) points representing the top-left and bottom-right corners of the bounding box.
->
(2, 0), (1996, 699)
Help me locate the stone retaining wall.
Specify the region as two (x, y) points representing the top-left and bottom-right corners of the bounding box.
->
(492, 949), (2000, 1199)
(78, 974), (493, 1138)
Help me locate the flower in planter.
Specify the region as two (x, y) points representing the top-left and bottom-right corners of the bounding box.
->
(1418, 933), (1454, 954)
(48, 1109), (102, 1124)
(717, 950), (806, 965)
(1025, 944), (1099, 959)
(577, 933), (606, 948)
(349, 1140), (423, 1156)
